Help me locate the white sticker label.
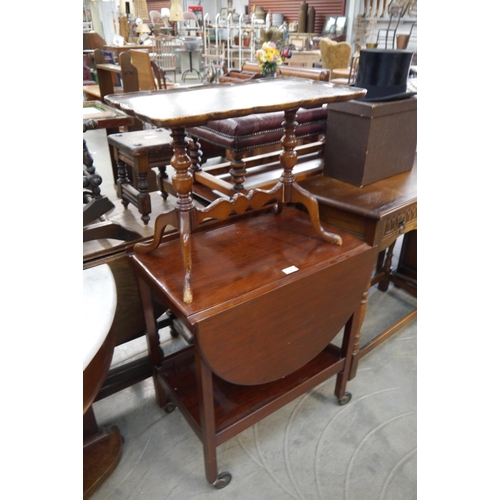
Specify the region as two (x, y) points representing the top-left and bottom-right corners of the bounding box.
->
(282, 265), (299, 275)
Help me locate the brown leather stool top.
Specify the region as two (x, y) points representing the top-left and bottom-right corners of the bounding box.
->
(186, 106), (327, 195)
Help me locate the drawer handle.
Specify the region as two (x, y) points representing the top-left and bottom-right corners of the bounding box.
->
(398, 219), (406, 234)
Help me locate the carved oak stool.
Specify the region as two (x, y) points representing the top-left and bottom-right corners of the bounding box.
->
(108, 128), (174, 225)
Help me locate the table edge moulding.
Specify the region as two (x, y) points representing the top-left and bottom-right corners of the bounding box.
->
(105, 78), (367, 303)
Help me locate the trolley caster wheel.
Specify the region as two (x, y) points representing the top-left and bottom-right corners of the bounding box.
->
(164, 401), (176, 414)
(338, 392), (352, 406)
(213, 471), (232, 489)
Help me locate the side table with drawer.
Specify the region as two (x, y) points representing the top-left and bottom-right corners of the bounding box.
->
(299, 160), (417, 379)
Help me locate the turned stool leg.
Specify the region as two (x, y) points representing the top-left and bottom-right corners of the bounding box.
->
(189, 136), (203, 173)
(158, 166), (169, 200)
(135, 156), (153, 225)
(115, 158), (131, 206)
(137, 172), (152, 225)
(228, 151), (246, 192)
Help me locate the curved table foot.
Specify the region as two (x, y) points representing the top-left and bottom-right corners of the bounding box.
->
(134, 210), (178, 254)
(291, 182), (343, 245)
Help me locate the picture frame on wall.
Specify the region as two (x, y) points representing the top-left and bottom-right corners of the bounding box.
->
(220, 8), (228, 18)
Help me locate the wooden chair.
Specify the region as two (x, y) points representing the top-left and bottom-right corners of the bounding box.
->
(129, 49), (157, 91)
(150, 35), (177, 83)
(346, 51), (360, 84)
(151, 60), (167, 89)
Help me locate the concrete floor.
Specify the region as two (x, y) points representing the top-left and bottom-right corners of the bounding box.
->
(84, 112), (417, 500)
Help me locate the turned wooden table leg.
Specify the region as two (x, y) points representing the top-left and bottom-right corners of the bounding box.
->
(170, 127), (197, 303)
(279, 108), (299, 201)
(134, 126), (195, 271)
(280, 108), (342, 245)
(195, 344), (220, 485)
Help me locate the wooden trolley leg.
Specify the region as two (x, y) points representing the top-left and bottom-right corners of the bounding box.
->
(137, 277), (168, 409)
(195, 344), (232, 488)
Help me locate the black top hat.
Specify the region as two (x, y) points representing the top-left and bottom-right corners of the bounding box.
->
(354, 49), (416, 102)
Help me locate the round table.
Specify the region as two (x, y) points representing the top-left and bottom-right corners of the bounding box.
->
(83, 264), (122, 500)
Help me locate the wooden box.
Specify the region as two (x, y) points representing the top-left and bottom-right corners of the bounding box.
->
(323, 97), (417, 186)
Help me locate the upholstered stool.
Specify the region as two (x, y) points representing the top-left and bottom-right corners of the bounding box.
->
(108, 128), (174, 225)
(186, 106), (327, 194)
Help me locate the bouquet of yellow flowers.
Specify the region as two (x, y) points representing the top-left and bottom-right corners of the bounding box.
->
(255, 41), (283, 76)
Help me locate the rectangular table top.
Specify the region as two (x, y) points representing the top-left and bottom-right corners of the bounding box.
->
(130, 206), (372, 322)
(105, 79), (366, 128)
